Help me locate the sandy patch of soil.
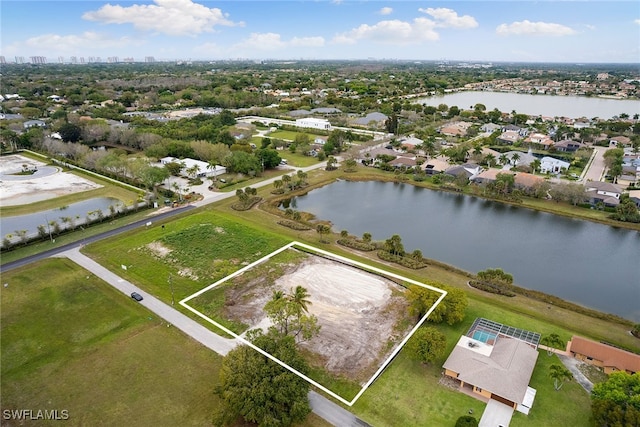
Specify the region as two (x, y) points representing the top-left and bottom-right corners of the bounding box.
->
(0, 155), (102, 206)
(0, 155), (46, 174)
(224, 253), (412, 383)
(146, 241), (172, 258)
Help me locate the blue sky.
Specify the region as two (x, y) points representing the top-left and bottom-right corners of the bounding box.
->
(1, 1), (639, 63)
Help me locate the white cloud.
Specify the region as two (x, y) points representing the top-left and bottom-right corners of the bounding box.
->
(333, 18), (438, 45)
(20, 32), (142, 53)
(418, 7), (478, 29)
(233, 33), (325, 51)
(634, 19), (640, 25)
(496, 20), (576, 36)
(379, 7), (393, 16)
(82, 0), (242, 36)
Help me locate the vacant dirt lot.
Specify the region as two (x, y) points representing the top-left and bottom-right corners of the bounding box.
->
(223, 251), (413, 383)
(0, 154), (102, 206)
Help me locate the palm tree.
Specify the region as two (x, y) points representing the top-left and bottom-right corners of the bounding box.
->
(499, 154), (508, 166)
(273, 179), (283, 193)
(288, 286), (311, 315)
(296, 170), (307, 186)
(281, 174), (292, 191)
(540, 333), (564, 356)
(484, 153), (496, 168)
(549, 364), (573, 391)
(511, 152), (521, 166)
(531, 158), (541, 174)
(362, 232), (372, 243)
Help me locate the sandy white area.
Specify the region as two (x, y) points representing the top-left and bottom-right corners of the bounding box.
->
(0, 155), (102, 206)
(224, 254), (410, 381)
(0, 155), (47, 174)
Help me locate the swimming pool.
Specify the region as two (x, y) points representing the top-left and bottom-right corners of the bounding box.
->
(472, 330), (497, 344)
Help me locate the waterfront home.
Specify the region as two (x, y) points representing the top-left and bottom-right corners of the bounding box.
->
(585, 181), (623, 207)
(442, 318), (540, 414)
(539, 157), (570, 174)
(445, 163), (481, 179)
(422, 157), (450, 175)
(567, 336), (640, 374)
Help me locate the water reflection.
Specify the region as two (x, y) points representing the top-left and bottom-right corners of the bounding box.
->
(290, 180), (639, 321)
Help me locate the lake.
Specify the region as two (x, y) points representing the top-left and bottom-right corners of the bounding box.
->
(289, 180), (640, 322)
(414, 91), (640, 119)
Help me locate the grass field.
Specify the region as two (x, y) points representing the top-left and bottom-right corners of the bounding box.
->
(0, 258), (330, 427)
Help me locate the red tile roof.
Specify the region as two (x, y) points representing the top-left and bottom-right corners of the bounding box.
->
(568, 336), (640, 373)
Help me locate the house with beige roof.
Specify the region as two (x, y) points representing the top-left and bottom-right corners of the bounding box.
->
(567, 336), (640, 374)
(442, 318), (540, 414)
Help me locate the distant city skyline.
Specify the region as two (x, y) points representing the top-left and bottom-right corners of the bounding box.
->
(1, 1), (639, 64)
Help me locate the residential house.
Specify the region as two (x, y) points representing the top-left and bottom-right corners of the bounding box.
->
(525, 133), (554, 150)
(388, 156), (418, 169)
(502, 124), (528, 136)
(567, 336), (640, 374)
(310, 107), (342, 115)
(472, 169), (543, 190)
(480, 123), (501, 133)
(628, 190), (640, 208)
(160, 157), (226, 178)
(585, 181), (623, 207)
(398, 135), (423, 151)
(554, 139), (584, 152)
(539, 156), (570, 174)
(439, 121), (472, 137)
(422, 157), (450, 175)
(445, 163), (481, 179)
(610, 136), (631, 147)
(23, 119), (46, 129)
(497, 130), (521, 145)
(442, 318), (540, 414)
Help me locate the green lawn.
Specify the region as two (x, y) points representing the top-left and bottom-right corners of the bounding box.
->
(0, 258), (330, 427)
(1, 258), (223, 426)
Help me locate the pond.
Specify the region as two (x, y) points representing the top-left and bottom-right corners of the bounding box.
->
(288, 180), (640, 322)
(1, 197), (123, 240)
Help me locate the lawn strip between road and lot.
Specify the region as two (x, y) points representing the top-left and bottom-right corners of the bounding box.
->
(180, 241), (447, 406)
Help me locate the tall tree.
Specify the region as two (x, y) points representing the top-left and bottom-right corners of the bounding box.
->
(407, 284), (468, 325)
(216, 329), (311, 427)
(591, 372), (640, 426)
(406, 326), (447, 364)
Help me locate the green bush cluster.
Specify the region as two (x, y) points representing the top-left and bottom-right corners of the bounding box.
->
(336, 238), (376, 252)
(377, 251), (428, 269)
(230, 196), (261, 211)
(276, 220), (312, 231)
(468, 280), (516, 297)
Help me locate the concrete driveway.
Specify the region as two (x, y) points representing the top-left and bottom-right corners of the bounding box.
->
(479, 399), (514, 427)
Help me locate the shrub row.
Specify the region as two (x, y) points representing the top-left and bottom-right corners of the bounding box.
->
(510, 284), (633, 326)
(468, 280), (516, 297)
(231, 197), (261, 211)
(336, 239), (376, 252)
(377, 251), (428, 269)
(277, 220), (312, 231)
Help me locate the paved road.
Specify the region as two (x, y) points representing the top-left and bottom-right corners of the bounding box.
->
(61, 247), (237, 355)
(1, 205), (196, 272)
(60, 247), (363, 426)
(581, 147), (606, 182)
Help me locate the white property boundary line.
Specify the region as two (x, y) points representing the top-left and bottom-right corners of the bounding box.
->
(180, 241), (447, 406)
